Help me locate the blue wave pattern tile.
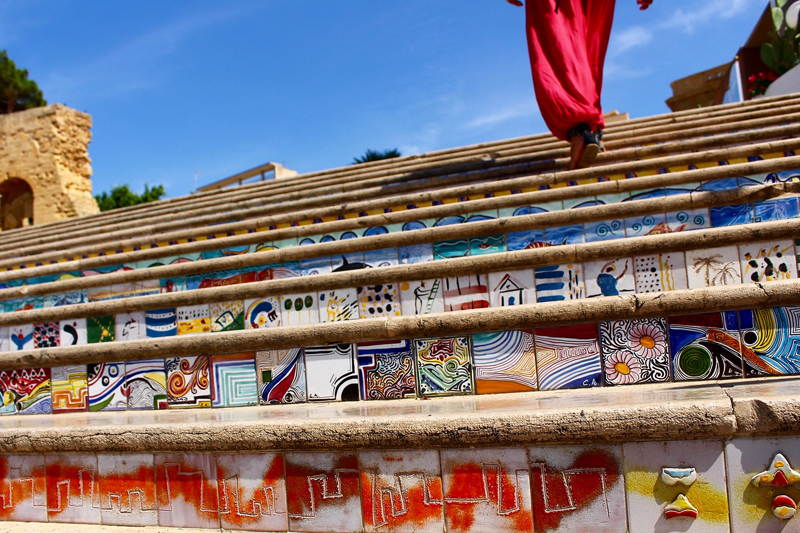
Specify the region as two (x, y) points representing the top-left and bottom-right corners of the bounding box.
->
(753, 197), (800, 222)
(666, 207), (710, 232)
(584, 219), (625, 242)
(709, 203), (753, 228)
(534, 324), (602, 390)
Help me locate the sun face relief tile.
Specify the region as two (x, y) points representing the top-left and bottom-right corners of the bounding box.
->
(125, 359), (168, 410)
(359, 449), (444, 533)
(534, 263), (585, 302)
(584, 258), (635, 298)
(414, 336), (473, 397)
(286, 452), (362, 532)
(686, 246), (742, 288)
(88, 362), (127, 412)
(97, 453), (158, 526)
(305, 344), (360, 402)
(46, 453), (100, 524)
(155, 453), (220, 529)
(738, 307), (800, 376)
(472, 330), (538, 394)
(177, 304), (210, 335)
(488, 270), (536, 307)
(32, 321), (59, 348)
(51, 364), (88, 413)
(441, 447), (533, 533)
(210, 353), (258, 408)
(739, 240), (797, 283)
(600, 318), (671, 385)
(280, 293), (320, 326)
(633, 252), (688, 293)
(216, 453), (288, 531)
(244, 297), (281, 329)
(534, 324), (601, 390)
(669, 311), (743, 381)
(166, 355), (212, 408)
(255, 348), (307, 405)
(624, 440), (730, 533)
(358, 283), (401, 319)
(0, 455), (47, 522)
(443, 275), (490, 311)
(144, 308), (177, 338)
(528, 444), (626, 533)
(399, 279), (444, 316)
(357, 339), (416, 400)
(209, 300), (245, 332)
(87, 315), (115, 343)
(0, 368), (51, 415)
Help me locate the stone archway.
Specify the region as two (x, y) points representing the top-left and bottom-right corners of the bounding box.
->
(0, 178), (33, 230)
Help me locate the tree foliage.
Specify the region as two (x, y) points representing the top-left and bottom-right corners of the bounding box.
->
(352, 148), (401, 164)
(95, 184), (166, 212)
(0, 50), (46, 114)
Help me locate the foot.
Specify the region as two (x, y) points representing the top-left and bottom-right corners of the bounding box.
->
(568, 125), (600, 170)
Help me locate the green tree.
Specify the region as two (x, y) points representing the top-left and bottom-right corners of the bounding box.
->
(0, 50), (46, 114)
(95, 184), (166, 212)
(352, 148), (401, 164)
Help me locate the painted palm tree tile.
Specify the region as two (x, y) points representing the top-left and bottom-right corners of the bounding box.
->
(280, 293), (319, 326)
(165, 355), (212, 409)
(0, 368), (51, 415)
(739, 240), (797, 283)
(244, 296), (281, 329)
(488, 270), (535, 308)
(305, 343), (360, 402)
(528, 444), (627, 533)
(88, 362), (127, 411)
(665, 207), (711, 232)
(0, 454), (47, 522)
(216, 452), (288, 531)
(443, 275), (490, 312)
(600, 318), (671, 386)
(669, 311), (743, 381)
(584, 219), (625, 242)
(357, 339), (416, 400)
(357, 283), (401, 319)
(472, 330), (537, 394)
(51, 365), (88, 413)
(155, 452), (220, 528)
(414, 336), (473, 397)
(177, 304), (211, 335)
(115, 311), (145, 341)
(685, 246), (742, 289)
(8, 324), (33, 351)
(209, 300), (245, 332)
(319, 287), (360, 323)
(97, 453), (158, 527)
(87, 314), (115, 343)
(624, 213), (666, 239)
(754, 197), (800, 222)
(210, 353), (258, 408)
(32, 321), (59, 348)
(534, 263), (585, 303)
(145, 308), (177, 338)
(584, 258), (635, 298)
(633, 252), (688, 293)
(255, 348), (307, 405)
(534, 324), (602, 390)
(399, 279), (444, 316)
(709, 203), (753, 227)
(738, 307), (800, 377)
(125, 359), (168, 410)
(45, 454), (100, 524)
(544, 224), (585, 246)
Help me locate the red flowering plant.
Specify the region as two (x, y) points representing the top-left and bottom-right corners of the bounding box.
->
(747, 71), (780, 97)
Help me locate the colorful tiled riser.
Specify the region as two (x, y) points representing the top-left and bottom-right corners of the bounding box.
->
(4, 437), (800, 531)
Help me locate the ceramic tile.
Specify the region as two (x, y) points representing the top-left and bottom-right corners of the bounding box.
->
(441, 447), (533, 533)
(9, 324), (33, 351)
(443, 275), (490, 311)
(669, 311), (743, 381)
(0, 327), (9, 352)
(280, 293), (320, 326)
(51, 364), (88, 413)
(305, 344), (360, 402)
(624, 213), (667, 238)
(488, 270), (536, 307)
(177, 304), (210, 335)
(319, 287), (360, 322)
(32, 322), (59, 349)
(666, 207), (711, 232)
(205, 268), (241, 288)
(155, 452), (220, 528)
(754, 197), (800, 222)
(358, 283), (401, 319)
(217, 453), (288, 531)
(357, 339), (416, 400)
(738, 307), (800, 376)
(364, 247), (399, 268)
(86, 315), (115, 344)
(701, 177), (740, 192)
(144, 308), (177, 338)
(709, 203), (753, 227)
(359, 449), (444, 533)
(472, 330), (537, 394)
(414, 336), (473, 397)
(332, 251), (367, 273)
(244, 297), (281, 329)
(534, 324), (602, 390)
(399, 279), (444, 316)
(165, 356), (212, 408)
(211, 354), (258, 408)
(739, 240), (797, 283)
(434, 237), (470, 260)
(255, 348), (307, 405)
(125, 359), (168, 410)
(399, 242), (434, 265)
(726, 437), (800, 533)
(88, 362), (127, 412)
(160, 276), (186, 293)
(585, 219), (625, 242)
(625, 440), (729, 533)
(0, 454), (47, 522)
(300, 254), (333, 277)
(0, 368), (51, 415)
(114, 312), (145, 342)
(97, 453), (158, 526)
(633, 252), (688, 293)
(239, 264), (273, 284)
(47, 290), (87, 307)
(528, 444), (626, 533)
(470, 234), (506, 256)
(534, 263), (585, 302)
(584, 258), (635, 298)
(506, 227), (545, 252)
(4, 297), (42, 313)
(544, 225), (585, 246)
(285, 451), (361, 532)
(46, 453), (100, 524)
(627, 188), (667, 201)
(209, 300), (245, 332)
(600, 318), (671, 385)
(686, 246), (742, 288)
(271, 261), (301, 279)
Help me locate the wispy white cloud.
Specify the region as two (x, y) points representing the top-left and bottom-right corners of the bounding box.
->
(660, 0), (759, 33)
(465, 103), (536, 129)
(608, 26), (652, 56)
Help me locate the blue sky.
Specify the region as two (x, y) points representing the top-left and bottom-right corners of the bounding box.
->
(0, 0), (768, 198)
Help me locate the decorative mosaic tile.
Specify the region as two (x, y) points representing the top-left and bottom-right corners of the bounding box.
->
(472, 330), (537, 394)
(364, 247), (399, 268)
(0, 454), (47, 522)
(358, 283), (401, 319)
(669, 311), (743, 381)
(624, 213), (666, 238)
(709, 203), (752, 227)
(209, 300), (245, 332)
(32, 321), (59, 349)
(739, 307), (800, 376)
(441, 447), (533, 533)
(51, 364), (88, 413)
(633, 252), (688, 293)
(528, 444), (626, 533)
(46, 453), (100, 524)
(443, 275), (489, 311)
(88, 362), (127, 411)
(115, 311), (145, 342)
(177, 304), (211, 335)
(399, 242), (434, 265)
(285, 452), (361, 532)
(470, 233), (506, 256)
(244, 297), (281, 329)
(300, 254), (333, 277)
(544, 225), (585, 246)
(211, 353), (258, 408)
(399, 279), (444, 316)
(0, 368), (51, 415)
(4, 297), (42, 313)
(686, 246), (742, 288)
(434, 237), (470, 260)
(255, 348), (307, 405)
(332, 251), (367, 273)
(600, 318), (671, 385)
(86, 315), (115, 344)
(584, 258), (635, 298)
(46, 290), (87, 308)
(9, 324), (33, 351)
(271, 261), (301, 279)
(239, 264), (274, 284)
(534, 324), (601, 390)
(305, 343), (360, 402)
(488, 270), (535, 307)
(155, 452), (220, 528)
(665, 207), (710, 233)
(625, 440), (730, 533)
(414, 336), (473, 397)
(216, 452), (288, 531)
(319, 287), (360, 322)
(97, 453), (158, 526)
(754, 197), (800, 222)
(125, 359), (168, 410)
(166, 355), (212, 408)
(357, 339), (416, 400)
(359, 449), (444, 533)
(188, 268), (240, 289)
(739, 240), (797, 283)
(280, 293), (320, 326)
(144, 308), (177, 338)
(534, 263), (585, 302)
(501, 204), (554, 251)
(585, 219), (625, 242)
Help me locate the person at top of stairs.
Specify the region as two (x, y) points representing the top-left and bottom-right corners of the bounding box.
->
(507, 0), (654, 169)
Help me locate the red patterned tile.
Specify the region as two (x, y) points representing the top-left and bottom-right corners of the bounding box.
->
(217, 453), (288, 531)
(155, 453), (219, 528)
(97, 453), (157, 526)
(46, 453), (100, 524)
(0, 455), (47, 522)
